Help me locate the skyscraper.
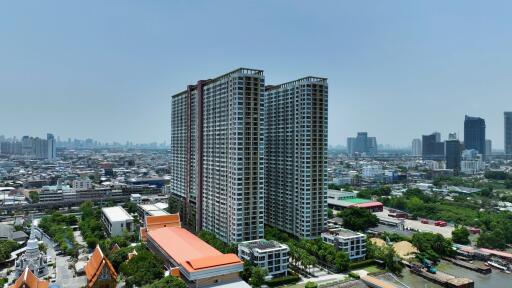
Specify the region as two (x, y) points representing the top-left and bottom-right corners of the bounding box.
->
(47, 133), (56, 160)
(412, 138), (422, 156)
(264, 77), (328, 239)
(422, 132), (444, 160)
(485, 139), (492, 156)
(464, 115), (486, 155)
(505, 112), (512, 157)
(171, 68), (264, 243)
(346, 132), (377, 156)
(445, 133), (461, 172)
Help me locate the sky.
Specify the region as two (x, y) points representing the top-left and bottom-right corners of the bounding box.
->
(1, 1), (512, 148)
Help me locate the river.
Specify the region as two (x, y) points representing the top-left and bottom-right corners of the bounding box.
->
(388, 261), (511, 288)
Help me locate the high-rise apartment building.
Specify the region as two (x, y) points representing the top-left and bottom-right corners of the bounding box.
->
(485, 139), (492, 156)
(422, 132), (444, 160)
(171, 68), (265, 243)
(346, 132), (377, 156)
(505, 112), (512, 157)
(263, 77), (328, 239)
(47, 133), (56, 160)
(464, 115), (486, 155)
(411, 138), (422, 156)
(445, 133), (461, 172)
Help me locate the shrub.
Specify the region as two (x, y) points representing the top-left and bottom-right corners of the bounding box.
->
(264, 272), (300, 287)
(349, 259), (376, 270)
(305, 281), (318, 288)
(348, 272), (360, 279)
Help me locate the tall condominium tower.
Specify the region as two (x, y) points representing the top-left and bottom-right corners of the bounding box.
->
(170, 68), (264, 243)
(505, 112), (512, 157)
(263, 77), (328, 239)
(411, 138), (422, 156)
(422, 132), (444, 161)
(445, 133), (461, 172)
(464, 115), (486, 155)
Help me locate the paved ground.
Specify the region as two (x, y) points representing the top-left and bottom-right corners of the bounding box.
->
(376, 208), (454, 238)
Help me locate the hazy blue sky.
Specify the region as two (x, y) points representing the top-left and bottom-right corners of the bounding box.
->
(1, 1), (512, 148)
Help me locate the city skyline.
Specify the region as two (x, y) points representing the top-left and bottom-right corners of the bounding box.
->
(2, 1), (512, 147)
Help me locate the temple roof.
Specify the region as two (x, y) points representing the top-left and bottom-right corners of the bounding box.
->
(10, 268), (49, 288)
(84, 246), (117, 287)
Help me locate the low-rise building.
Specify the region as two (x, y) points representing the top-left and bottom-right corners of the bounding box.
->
(84, 246), (117, 288)
(101, 206), (134, 237)
(238, 240), (289, 277)
(39, 184), (75, 203)
(147, 227), (247, 287)
(322, 228), (367, 261)
(137, 203), (170, 223)
(72, 178), (93, 191)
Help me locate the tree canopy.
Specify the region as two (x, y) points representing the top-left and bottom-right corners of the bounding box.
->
(337, 207), (378, 232)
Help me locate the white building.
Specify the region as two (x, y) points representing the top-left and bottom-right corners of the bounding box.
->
(101, 206), (134, 237)
(460, 149), (483, 175)
(327, 189), (357, 201)
(137, 203), (170, 222)
(412, 138), (422, 156)
(362, 165), (383, 178)
(238, 240), (289, 277)
(39, 185), (76, 203)
(321, 228), (366, 261)
(72, 178), (93, 191)
(130, 193), (142, 204)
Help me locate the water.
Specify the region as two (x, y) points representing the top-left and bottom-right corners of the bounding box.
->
(396, 261), (511, 288)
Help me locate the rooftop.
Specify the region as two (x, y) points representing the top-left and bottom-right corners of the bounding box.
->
(101, 206), (133, 222)
(239, 239), (288, 251)
(147, 227), (242, 273)
(323, 228), (365, 238)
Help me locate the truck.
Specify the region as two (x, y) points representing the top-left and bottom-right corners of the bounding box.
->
(422, 258), (437, 274)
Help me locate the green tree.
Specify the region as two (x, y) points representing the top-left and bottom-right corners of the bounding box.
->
(143, 276), (187, 288)
(337, 207), (378, 231)
(249, 267), (267, 288)
(120, 248), (164, 288)
(477, 230), (507, 249)
(29, 191), (39, 203)
(305, 282), (318, 288)
(0, 240), (19, 262)
(451, 227), (470, 245)
(334, 251), (350, 272)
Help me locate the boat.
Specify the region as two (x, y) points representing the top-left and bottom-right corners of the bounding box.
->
(486, 261), (508, 272)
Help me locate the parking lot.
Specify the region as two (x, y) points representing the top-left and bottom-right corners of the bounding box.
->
(375, 208), (454, 238)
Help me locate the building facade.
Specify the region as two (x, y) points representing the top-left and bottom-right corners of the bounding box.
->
(263, 77), (328, 239)
(411, 138), (422, 156)
(238, 240), (289, 277)
(464, 115), (486, 155)
(445, 136), (461, 172)
(171, 68), (265, 243)
(321, 228), (367, 261)
(347, 132), (377, 156)
(422, 132), (444, 161)
(101, 206), (134, 237)
(505, 112), (512, 157)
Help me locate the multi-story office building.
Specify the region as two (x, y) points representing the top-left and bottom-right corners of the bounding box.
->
(263, 77), (328, 239)
(411, 138), (422, 156)
(171, 68), (265, 243)
(464, 115), (486, 155)
(445, 133), (461, 172)
(505, 112), (512, 157)
(101, 206), (134, 237)
(461, 149), (483, 175)
(422, 132), (444, 160)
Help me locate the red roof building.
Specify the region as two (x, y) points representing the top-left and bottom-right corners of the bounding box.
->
(10, 268), (49, 288)
(351, 201), (384, 212)
(84, 246), (117, 288)
(146, 227), (244, 287)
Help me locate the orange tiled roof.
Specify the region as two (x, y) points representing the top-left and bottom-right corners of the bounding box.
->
(146, 213), (181, 230)
(140, 213), (181, 242)
(147, 227), (242, 273)
(10, 268), (49, 288)
(84, 246), (118, 287)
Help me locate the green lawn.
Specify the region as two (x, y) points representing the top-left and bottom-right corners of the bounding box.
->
(363, 265), (383, 274)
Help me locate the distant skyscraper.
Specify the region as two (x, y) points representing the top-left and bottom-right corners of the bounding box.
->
(445, 133), (461, 172)
(347, 137), (356, 155)
(47, 133), (56, 160)
(171, 68), (265, 243)
(264, 77), (328, 239)
(505, 112), (512, 157)
(464, 115), (486, 155)
(485, 139), (492, 156)
(347, 132), (377, 156)
(412, 138), (422, 156)
(422, 132), (444, 160)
